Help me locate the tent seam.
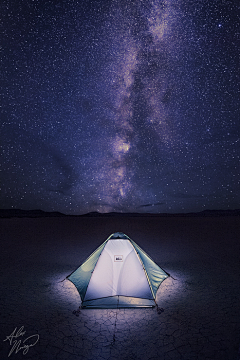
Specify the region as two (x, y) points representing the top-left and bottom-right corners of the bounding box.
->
(82, 295), (154, 302)
(82, 234), (113, 301)
(129, 239), (155, 300)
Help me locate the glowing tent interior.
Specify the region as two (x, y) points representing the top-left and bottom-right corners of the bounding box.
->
(67, 232), (169, 308)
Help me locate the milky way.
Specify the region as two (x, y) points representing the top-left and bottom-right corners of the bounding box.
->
(1, 0), (239, 214)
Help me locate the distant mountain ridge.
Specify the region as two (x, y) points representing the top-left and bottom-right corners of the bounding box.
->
(0, 208), (239, 218)
(0, 209), (66, 218)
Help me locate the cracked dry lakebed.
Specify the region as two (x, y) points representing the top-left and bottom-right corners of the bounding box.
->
(0, 214), (239, 359)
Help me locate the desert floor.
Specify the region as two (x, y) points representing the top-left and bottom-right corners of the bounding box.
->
(0, 215), (239, 359)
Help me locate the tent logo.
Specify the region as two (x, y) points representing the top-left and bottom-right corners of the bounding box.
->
(114, 255), (123, 262)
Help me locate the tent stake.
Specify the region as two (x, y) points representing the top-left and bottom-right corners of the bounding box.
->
(155, 301), (164, 314)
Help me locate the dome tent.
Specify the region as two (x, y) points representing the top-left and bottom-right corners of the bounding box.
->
(67, 232), (168, 308)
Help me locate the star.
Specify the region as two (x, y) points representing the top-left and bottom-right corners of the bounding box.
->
(0, 0), (239, 214)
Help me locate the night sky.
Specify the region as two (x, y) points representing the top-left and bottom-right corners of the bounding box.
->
(1, 0), (239, 214)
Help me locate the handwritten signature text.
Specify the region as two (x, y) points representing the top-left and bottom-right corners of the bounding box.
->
(3, 326), (39, 357)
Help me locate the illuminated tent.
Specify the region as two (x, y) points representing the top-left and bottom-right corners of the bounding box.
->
(67, 232), (168, 308)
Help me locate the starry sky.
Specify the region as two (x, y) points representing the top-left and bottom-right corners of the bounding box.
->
(1, 0), (239, 214)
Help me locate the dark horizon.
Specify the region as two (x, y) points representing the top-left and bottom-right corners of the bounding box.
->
(1, 207), (239, 219)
